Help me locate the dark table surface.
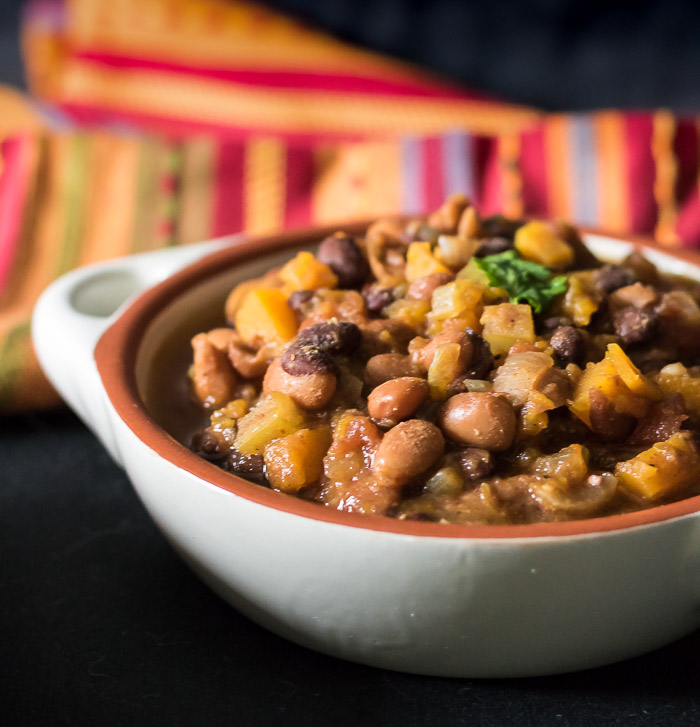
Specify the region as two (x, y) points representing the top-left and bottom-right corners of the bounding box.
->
(3, 408), (700, 727)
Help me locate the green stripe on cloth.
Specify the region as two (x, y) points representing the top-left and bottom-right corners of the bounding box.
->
(0, 319), (31, 411)
(55, 134), (89, 277)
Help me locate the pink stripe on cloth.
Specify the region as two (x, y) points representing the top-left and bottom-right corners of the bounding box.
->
(213, 141), (244, 236)
(519, 126), (548, 218)
(422, 137), (445, 212)
(74, 51), (489, 101)
(283, 146), (314, 229)
(624, 114), (656, 235)
(0, 138), (33, 292)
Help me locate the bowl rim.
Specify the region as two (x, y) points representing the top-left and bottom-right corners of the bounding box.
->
(95, 221), (700, 540)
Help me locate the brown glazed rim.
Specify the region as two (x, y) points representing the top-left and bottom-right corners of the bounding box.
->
(95, 221), (700, 540)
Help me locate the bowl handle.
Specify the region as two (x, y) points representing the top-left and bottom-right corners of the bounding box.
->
(32, 238), (236, 464)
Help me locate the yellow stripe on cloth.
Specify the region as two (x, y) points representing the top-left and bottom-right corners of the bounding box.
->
(244, 137), (285, 234)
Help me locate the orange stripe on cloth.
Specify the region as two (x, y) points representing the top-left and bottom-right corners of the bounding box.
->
(651, 110), (680, 246)
(543, 115), (574, 220)
(178, 137), (217, 244)
(51, 61), (540, 138)
(311, 141), (401, 224)
(79, 134), (142, 263)
(594, 112), (630, 233)
(244, 137), (286, 234)
(498, 133), (523, 219)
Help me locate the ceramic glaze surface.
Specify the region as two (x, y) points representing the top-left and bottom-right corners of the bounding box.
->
(32, 229), (700, 677)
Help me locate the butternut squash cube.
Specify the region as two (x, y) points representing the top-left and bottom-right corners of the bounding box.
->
(615, 432), (700, 501)
(384, 298), (431, 328)
(562, 272), (603, 326)
(279, 251), (337, 294)
(480, 303), (535, 356)
(514, 221), (574, 270)
(264, 426), (332, 492)
(406, 242), (451, 283)
(234, 288), (298, 349)
(569, 344), (658, 427)
(234, 392), (306, 455)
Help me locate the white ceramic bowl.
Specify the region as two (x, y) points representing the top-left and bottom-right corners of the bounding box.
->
(32, 225), (700, 678)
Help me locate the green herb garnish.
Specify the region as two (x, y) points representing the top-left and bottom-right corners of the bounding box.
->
(475, 250), (568, 314)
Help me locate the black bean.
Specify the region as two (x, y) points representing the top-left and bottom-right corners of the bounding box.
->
(464, 328), (494, 379)
(458, 448), (494, 481)
(479, 215), (524, 240)
(225, 449), (266, 484)
(317, 234), (369, 289)
(362, 285), (394, 315)
(596, 264), (635, 293)
(550, 326), (585, 366)
(541, 316), (573, 331)
(280, 340), (338, 376)
(474, 237), (513, 258)
(288, 289), (314, 315)
(296, 321), (361, 354)
(612, 307), (659, 347)
(191, 429), (227, 461)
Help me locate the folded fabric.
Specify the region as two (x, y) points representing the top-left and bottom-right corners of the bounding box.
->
(0, 0), (699, 413)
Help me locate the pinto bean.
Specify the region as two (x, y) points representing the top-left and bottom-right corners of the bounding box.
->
(427, 193), (470, 232)
(364, 353), (422, 389)
(228, 335), (275, 379)
(317, 234), (369, 289)
(367, 377), (429, 425)
(263, 357), (336, 410)
(374, 419), (444, 485)
(406, 272), (455, 301)
(191, 333), (237, 409)
(439, 393), (516, 451)
(414, 329), (475, 372)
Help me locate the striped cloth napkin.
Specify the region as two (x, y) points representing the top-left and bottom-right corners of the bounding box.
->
(1, 0), (699, 413)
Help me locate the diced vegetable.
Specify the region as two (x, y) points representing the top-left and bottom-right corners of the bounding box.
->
(279, 251), (338, 294)
(562, 272), (603, 326)
(405, 242), (451, 282)
(457, 258), (490, 285)
(428, 342), (463, 400)
(384, 298), (430, 328)
(264, 426), (331, 492)
(435, 235), (478, 269)
(656, 363), (700, 415)
(514, 221), (574, 270)
(427, 279), (485, 334)
(615, 432), (700, 501)
(570, 344), (659, 428)
(235, 288), (298, 348)
(234, 392), (306, 455)
(527, 444), (589, 488)
(480, 303), (535, 356)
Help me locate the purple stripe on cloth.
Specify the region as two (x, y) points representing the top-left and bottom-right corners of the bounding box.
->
(570, 114), (599, 226)
(400, 137), (423, 215)
(441, 132), (475, 201)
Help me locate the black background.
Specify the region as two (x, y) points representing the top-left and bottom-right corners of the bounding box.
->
(2, 0), (700, 725)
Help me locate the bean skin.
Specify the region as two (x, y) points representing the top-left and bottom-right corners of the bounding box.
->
(374, 419), (444, 485)
(317, 234), (369, 289)
(406, 273), (455, 302)
(439, 392), (516, 451)
(368, 377), (429, 425)
(263, 357), (336, 410)
(191, 333), (237, 409)
(364, 353), (421, 389)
